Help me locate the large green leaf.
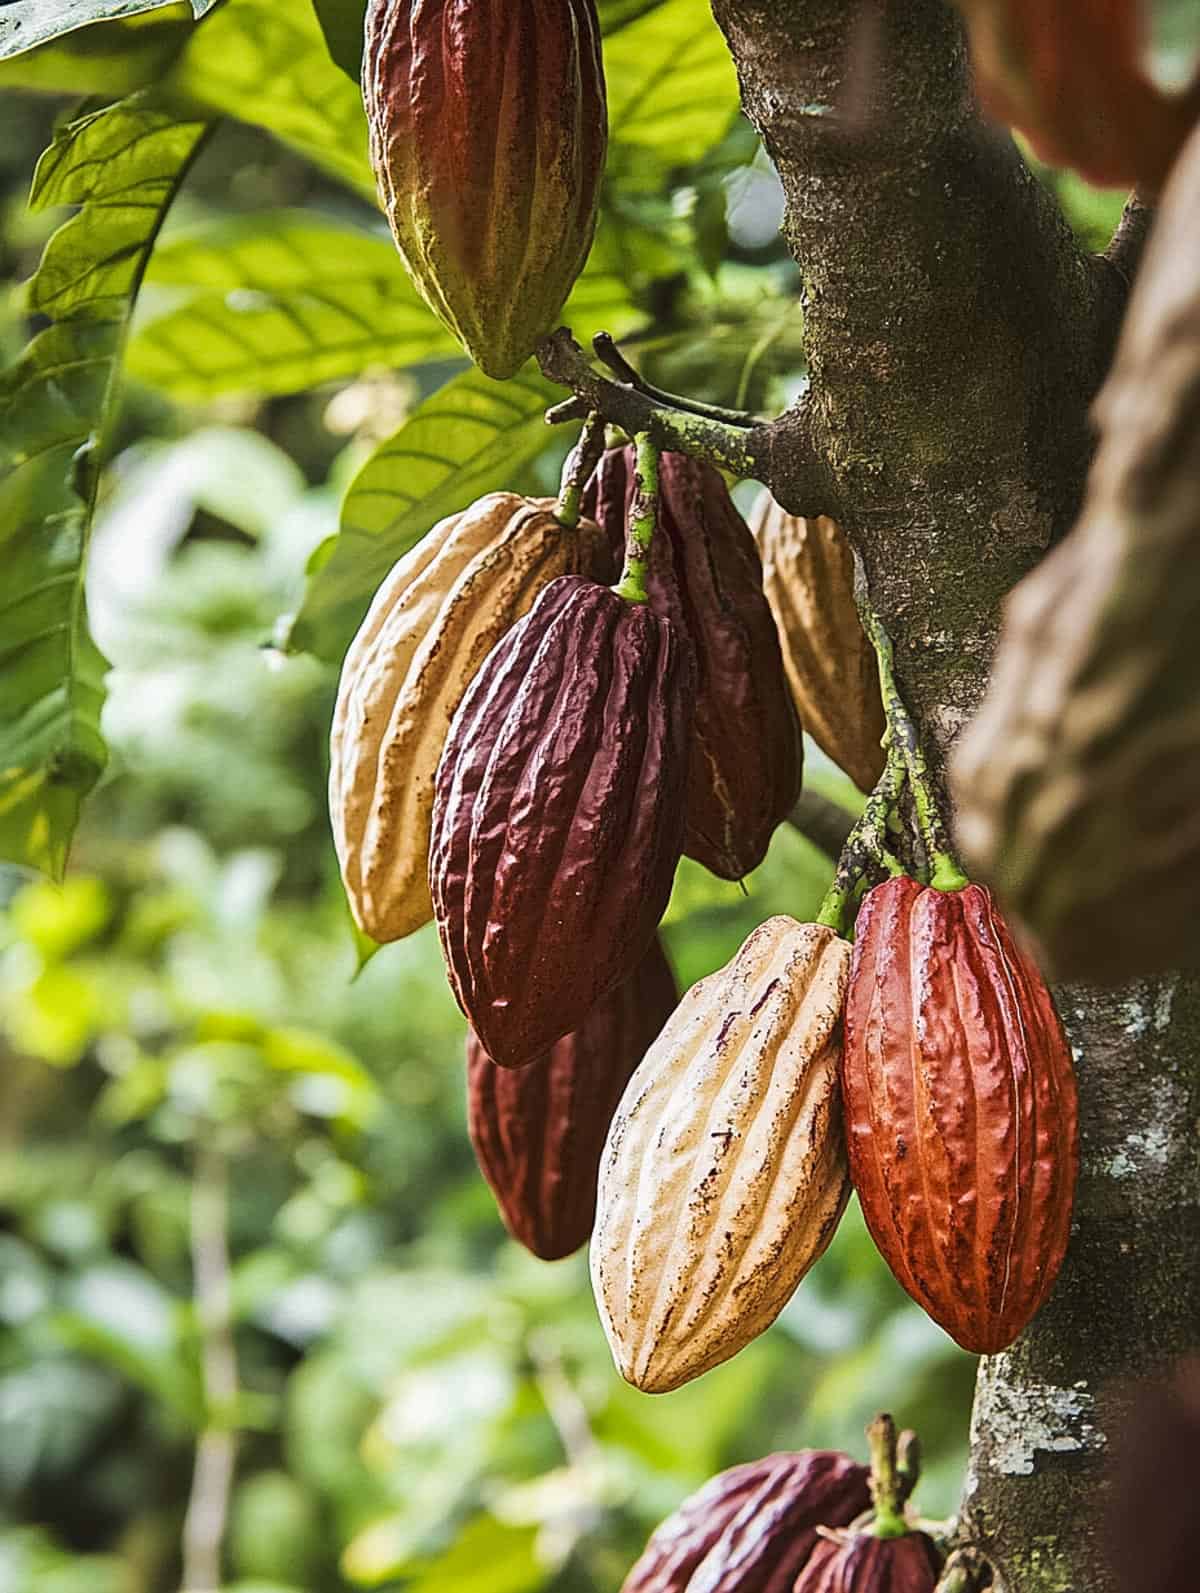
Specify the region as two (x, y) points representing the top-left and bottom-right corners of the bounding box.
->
(309, 0), (365, 83)
(0, 98), (210, 878)
(605, 0), (740, 167)
(0, 8), (192, 92)
(167, 0), (375, 199)
(127, 213), (457, 400)
(598, 0), (670, 32)
(0, 0), (216, 61)
(285, 366), (560, 661)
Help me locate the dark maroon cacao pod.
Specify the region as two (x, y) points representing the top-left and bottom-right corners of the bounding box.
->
(621, 1450), (870, 1593)
(583, 447), (801, 880)
(795, 1531), (940, 1593)
(430, 574), (691, 1068)
(467, 935), (678, 1260)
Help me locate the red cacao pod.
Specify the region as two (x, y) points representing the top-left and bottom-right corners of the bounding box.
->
(466, 935), (678, 1260)
(621, 1450), (870, 1593)
(841, 876), (1078, 1354)
(430, 574), (691, 1068)
(363, 0), (607, 378)
(795, 1531), (940, 1593)
(583, 447), (801, 879)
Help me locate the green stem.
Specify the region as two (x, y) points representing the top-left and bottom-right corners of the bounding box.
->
(614, 432), (659, 604)
(816, 741), (906, 934)
(555, 411), (606, 529)
(592, 332), (758, 429)
(856, 591), (967, 892)
(866, 1414), (914, 1540)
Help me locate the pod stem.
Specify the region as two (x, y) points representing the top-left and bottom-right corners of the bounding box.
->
(855, 567), (967, 892)
(555, 411), (607, 529)
(866, 1413), (919, 1540)
(815, 739), (906, 935)
(614, 431), (659, 603)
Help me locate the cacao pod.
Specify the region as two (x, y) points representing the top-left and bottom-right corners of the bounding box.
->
(430, 574), (691, 1068)
(592, 915), (851, 1393)
(583, 448), (802, 879)
(841, 876), (1078, 1355)
(748, 490), (885, 794)
(329, 494), (611, 943)
(621, 1449), (870, 1593)
(362, 0), (607, 378)
(950, 120), (1200, 985)
(467, 935), (678, 1260)
(796, 1530), (940, 1593)
(956, 0), (1200, 191)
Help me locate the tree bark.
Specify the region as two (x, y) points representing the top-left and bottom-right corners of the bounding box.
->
(704, 3), (1200, 1589)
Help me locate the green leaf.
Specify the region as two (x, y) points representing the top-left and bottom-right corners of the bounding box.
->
(0, 9), (192, 93)
(0, 0), (216, 61)
(309, 0), (365, 83)
(599, 0), (670, 32)
(605, 0), (740, 168)
(285, 365), (560, 661)
(127, 212), (455, 400)
(348, 1516), (541, 1593)
(167, 0), (375, 199)
(0, 98), (210, 877)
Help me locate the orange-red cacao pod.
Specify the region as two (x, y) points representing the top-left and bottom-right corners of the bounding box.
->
(621, 1450), (870, 1593)
(466, 936), (678, 1261)
(363, 0), (607, 378)
(841, 876), (1079, 1354)
(795, 1531), (941, 1593)
(583, 447), (801, 879)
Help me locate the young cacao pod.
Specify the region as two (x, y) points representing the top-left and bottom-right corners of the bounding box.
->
(841, 876), (1078, 1355)
(951, 120), (1200, 985)
(430, 574), (691, 1068)
(796, 1530), (940, 1593)
(362, 0), (607, 378)
(621, 1449), (870, 1593)
(748, 491), (885, 794)
(584, 448), (802, 879)
(591, 915), (851, 1393)
(329, 494), (611, 943)
(467, 935), (678, 1260)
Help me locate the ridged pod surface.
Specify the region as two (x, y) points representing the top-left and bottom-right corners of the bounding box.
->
(749, 490), (885, 794)
(592, 916), (851, 1392)
(362, 0), (607, 378)
(584, 448), (801, 880)
(430, 575), (691, 1068)
(842, 877), (1079, 1355)
(329, 495), (611, 943)
(466, 936), (678, 1261)
(951, 121), (1200, 984)
(795, 1531), (940, 1593)
(621, 1450), (870, 1593)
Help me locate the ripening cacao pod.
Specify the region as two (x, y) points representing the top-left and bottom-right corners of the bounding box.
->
(583, 448), (802, 879)
(842, 876), (1078, 1354)
(748, 491), (885, 794)
(621, 1450), (871, 1593)
(956, 0), (1200, 191)
(796, 1530), (940, 1593)
(467, 935), (678, 1260)
(951, 120), (1200, 985)
(329, 494), (611, 943)
(430, 574), (691, 1068)
(362, 0), (607, 378)
(592, 915), (851, 1392)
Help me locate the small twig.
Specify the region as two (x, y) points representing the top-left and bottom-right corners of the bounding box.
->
(591, 332), (759, 428)
(1103, 192), (1154, 288)
(556, 412), (607, 528)
(526, 1329), (598, 1468)
(866, 1413), (913, 1539)
(935, 1546), (994, 1592)
(815, 741), (906, 935)
(787, 789), (859, 861)
(615, 432), (660, 603)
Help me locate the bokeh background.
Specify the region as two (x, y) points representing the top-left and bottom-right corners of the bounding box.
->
(0, 3), (1153, 1589)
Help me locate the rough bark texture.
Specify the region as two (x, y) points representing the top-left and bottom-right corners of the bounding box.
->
(703, 3), (1200, 1589)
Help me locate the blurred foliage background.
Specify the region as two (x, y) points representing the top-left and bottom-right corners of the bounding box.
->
(0, 0), (1150, 1589)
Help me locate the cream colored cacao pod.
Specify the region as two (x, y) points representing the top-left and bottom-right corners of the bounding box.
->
(330, 493), (611, 942)
(591, 916), (851, 1393)
(749, 492), (885, 794)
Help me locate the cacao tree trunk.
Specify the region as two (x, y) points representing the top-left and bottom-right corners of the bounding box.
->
(706, 3), (1200, 1588)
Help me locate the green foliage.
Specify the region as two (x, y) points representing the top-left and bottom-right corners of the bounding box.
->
(0, 0), (217, 62)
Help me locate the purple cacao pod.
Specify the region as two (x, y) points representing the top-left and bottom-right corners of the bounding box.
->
(621, 1450), (870, 1593)
(583, 447), (801, 880)
(795, 1531), (941, 1593)
(363, 0), (607, 379)
(467, 935), (678, 1260)
(430, 574), (691, 1068)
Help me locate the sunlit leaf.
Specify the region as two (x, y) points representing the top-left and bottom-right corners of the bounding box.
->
(0, 8), (192, 92)
(605, 0), (740, 168)
(0, 0), (216, 62)
(309, 0), (365, 82)
(0, 98), (210, 878)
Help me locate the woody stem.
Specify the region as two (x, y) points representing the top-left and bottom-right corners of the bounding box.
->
(556, 411), (607, 528)
(614, 432), (659, 604)
(815, 741), (906, 935)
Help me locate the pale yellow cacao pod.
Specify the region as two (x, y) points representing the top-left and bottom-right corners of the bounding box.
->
(591, 915), (851, 1393)
(329, 493), (611, 942)
(749, 492), (885, 793)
